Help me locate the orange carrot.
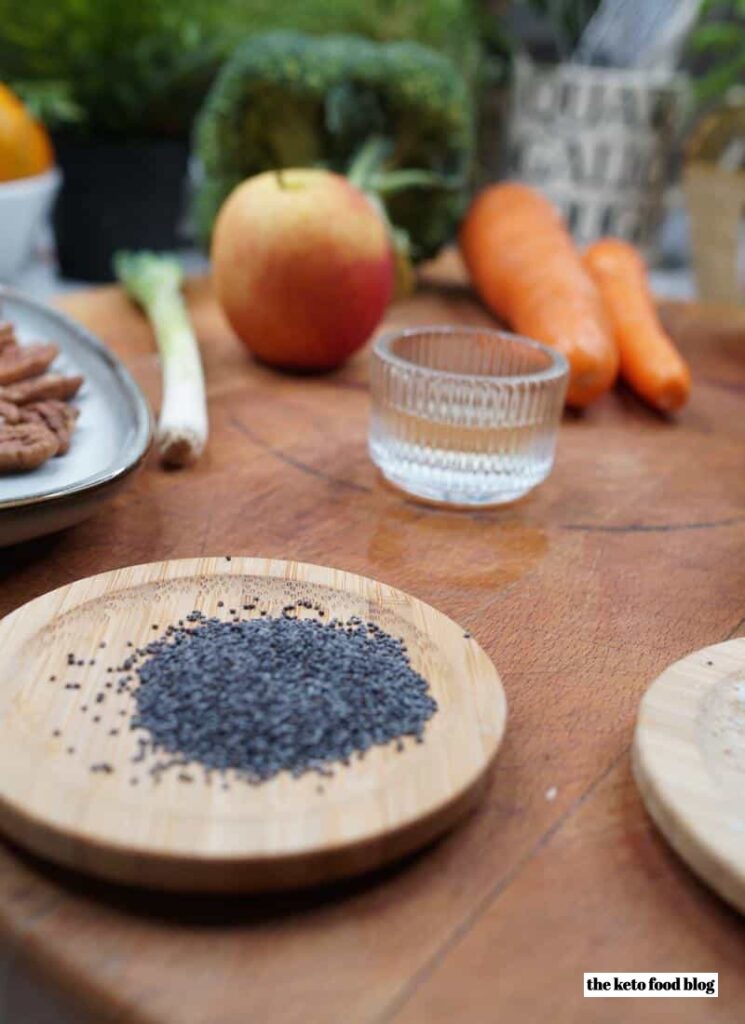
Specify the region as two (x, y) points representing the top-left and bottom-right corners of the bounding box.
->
(583, 238), (691, 414)
(459, 183), (618, 408)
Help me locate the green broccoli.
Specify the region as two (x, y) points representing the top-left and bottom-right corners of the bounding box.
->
(192, 31), (475, 262)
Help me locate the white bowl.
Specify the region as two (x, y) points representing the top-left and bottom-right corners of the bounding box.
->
(0, 168), (61, 282)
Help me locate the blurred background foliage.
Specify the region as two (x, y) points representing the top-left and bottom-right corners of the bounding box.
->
(0, 0), (490, 136)
(1, 0), (742, 138)
(519, 0), (600, 58)
(689, 0), (745, 104)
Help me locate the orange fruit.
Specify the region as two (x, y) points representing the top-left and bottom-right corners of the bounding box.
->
(0, 83), (54, 183)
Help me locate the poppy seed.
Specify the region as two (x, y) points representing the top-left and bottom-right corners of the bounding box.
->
(131, 614), (437, 783)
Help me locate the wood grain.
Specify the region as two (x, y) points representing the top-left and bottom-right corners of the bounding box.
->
(634, 638), (745, 914)
(0, 251), (742, 1022)
(0, 556), (505, 892)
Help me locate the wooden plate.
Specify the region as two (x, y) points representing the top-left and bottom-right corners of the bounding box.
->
(0, 557), (506, 892)
(633, 638), (745, 913)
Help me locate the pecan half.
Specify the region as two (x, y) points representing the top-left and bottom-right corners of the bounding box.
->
(0, 423), (59, 472)
(0, 343), (59, 385)
(0, 400), (20, 425)
(19, 400), (79, 455)
(0, 322), (16, 352)
(0, 373), (83, 405)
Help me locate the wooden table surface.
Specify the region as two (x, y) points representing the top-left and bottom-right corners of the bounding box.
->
(1, 254), (744, 1023)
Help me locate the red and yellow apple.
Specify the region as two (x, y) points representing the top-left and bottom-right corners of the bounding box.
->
(211, 169), (395, 370)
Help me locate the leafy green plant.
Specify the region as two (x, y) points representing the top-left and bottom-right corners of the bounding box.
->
(689, 0), (745, 104)
(0, 0), (488, 137)
(9, 81), (84, 129)
(0, 1), (224, 136)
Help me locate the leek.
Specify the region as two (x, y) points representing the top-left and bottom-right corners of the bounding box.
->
(115, 251), (208, 468)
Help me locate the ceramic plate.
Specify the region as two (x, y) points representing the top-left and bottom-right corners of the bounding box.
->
(0, 287), (151, 546)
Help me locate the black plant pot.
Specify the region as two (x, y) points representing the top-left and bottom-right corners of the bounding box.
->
(52, 136), (190, 282)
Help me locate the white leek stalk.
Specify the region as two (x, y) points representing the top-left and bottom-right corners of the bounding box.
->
(115, 252), (208, 468)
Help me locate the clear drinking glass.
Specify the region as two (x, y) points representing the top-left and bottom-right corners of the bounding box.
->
(369, 326), (569, 506)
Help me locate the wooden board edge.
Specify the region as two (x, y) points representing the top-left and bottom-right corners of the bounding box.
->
(0, 759), (496, 893)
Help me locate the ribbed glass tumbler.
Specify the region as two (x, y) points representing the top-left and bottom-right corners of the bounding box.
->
(369, 327), (569, 506)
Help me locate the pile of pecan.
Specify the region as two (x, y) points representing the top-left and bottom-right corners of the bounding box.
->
(0, 319), (84, 473)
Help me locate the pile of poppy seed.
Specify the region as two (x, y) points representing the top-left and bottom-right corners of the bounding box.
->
(54, 601), (438, 785)
(132, 610), (437, 781)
